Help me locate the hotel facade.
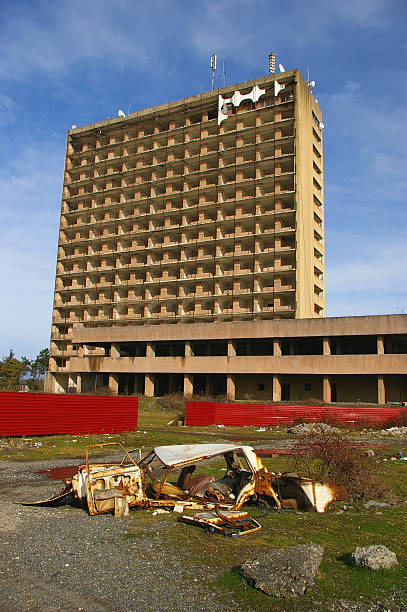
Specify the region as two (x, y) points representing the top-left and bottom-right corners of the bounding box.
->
(45, 69), (407, 403)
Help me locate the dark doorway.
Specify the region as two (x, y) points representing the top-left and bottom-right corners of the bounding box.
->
(171, 374), (184, 393)
(281, 383), (291, 401)
(193, 374), (206, 395)
(119, 374), (135, 396)
(331, 383), (337, 402)
(212, 374), (227, 396)
(155, 374), (170, 396)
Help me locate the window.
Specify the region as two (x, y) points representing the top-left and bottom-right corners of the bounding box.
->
(304, 383), (312, 391)
(258, 383), (265, 391)
(259, 95), (274, 108)
(312, 111), (320, 128)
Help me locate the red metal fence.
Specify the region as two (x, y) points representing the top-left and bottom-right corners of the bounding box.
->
(185, 401), (407, 428)
(0, 392), (138, 436)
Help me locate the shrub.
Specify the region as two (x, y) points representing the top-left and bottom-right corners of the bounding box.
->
(291, 431), (387, 500)
(382, 409), (407, 429)
(158, 392), (186, 415)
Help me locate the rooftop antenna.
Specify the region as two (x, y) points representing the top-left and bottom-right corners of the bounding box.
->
(211, 53), (217, 90)
(306, 68), (316, 90)
(222, 60), (226, 87)
(268, 52), (275, 74)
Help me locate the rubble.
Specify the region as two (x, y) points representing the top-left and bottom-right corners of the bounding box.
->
(363, 501), (391, 509)
(241, 543), (324, 598)
(379, 426), (407, 436)
(286, 422), (340, 435)
(350, 545), (398, 570)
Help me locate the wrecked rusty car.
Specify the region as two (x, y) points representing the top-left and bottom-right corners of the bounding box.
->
(23, 442), (347, 517)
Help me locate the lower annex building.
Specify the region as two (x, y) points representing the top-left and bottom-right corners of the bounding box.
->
(45, 67), (407, 403)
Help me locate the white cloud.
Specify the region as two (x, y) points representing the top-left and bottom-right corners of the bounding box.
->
(0, 94), (16, 125)
(323, 79), (407, 212)
(326, 236), (407, 316)
(0, 140), (63, 358)
(0, 0), (164, 80)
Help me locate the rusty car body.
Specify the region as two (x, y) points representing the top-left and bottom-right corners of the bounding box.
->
(23, 442), (347, 517)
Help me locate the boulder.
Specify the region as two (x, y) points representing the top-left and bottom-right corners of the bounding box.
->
(241, 543), (324, 598)
(350, 545), (398, 570)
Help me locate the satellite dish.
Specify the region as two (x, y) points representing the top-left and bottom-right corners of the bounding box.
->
(118, 110), (126, 118)
(309, 80), (316, 88)
(71, 124), (77, 129)
(278, 63), (286, 73)
(319, 122), (325, 129)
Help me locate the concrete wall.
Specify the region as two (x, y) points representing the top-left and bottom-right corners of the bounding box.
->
(67, 353), (407, 376)
(71, 314), (407, 344)
(295, 71), (324, 318)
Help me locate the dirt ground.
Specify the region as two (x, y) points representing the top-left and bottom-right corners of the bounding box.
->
(0, 457), (238, 612)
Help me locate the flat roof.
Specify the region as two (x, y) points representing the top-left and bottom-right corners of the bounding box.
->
(68, 71), (297, 137)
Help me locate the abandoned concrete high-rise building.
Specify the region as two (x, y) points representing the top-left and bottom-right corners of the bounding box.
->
(46, 67), (407, 403)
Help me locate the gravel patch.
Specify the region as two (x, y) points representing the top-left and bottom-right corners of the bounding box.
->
(0, 458), (233, 611)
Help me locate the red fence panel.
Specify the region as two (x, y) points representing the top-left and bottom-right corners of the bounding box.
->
(184, 401), (216, 427)
(185, 401), (407, 428)
(0, 392), (138, 436)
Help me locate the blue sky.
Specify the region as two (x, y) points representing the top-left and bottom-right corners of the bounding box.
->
(0, 0), (406, 359)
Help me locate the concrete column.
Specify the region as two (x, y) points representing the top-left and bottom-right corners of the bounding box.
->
(146, 342), (155, 357)
(323, 376), (331, 403)
(109, 374), (119, 395)
(44, 371), (54, 393)
(227, 374), (236, 399)
(227, 340), (236, 357)
(377, 375), (385, 404)
(377, 335), (385, 355)
(145, 374), (155, 397)
(273, 338), (282, 356)
(185, 341), (193, 357)
(184, 374), (193, 396)
(76, 373), (82, 394)
(272, 375), (281, 401)
(110, 343), (120, 358)
(323, 337), (331, 356)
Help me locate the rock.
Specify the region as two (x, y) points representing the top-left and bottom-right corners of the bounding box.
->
(363, 501), (391, 509)
(350, 545), (398, 570)
(241, 543), (324, 598)
(380, 426), (407, 436)
(287, 422), (340, 435)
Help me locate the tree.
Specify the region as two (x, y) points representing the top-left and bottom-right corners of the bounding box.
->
(0, 350), (31, 391)
(28, 348), (50, 390)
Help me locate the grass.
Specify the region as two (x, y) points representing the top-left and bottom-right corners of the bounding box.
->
(124, 499), (407, 611)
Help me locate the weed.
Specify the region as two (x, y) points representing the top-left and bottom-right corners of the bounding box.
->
(291, 431), (388, 499)
(157, 392), (186, 416)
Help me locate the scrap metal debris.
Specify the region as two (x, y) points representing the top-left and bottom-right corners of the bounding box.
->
(180, 507), (261, 537)
(19, 442), (347, 526)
